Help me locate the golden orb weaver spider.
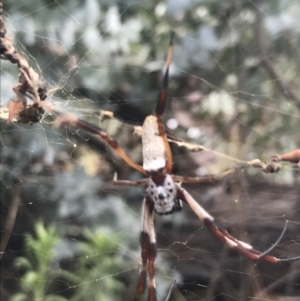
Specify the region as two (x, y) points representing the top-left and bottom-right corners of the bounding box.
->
(55, 32), (300, 301)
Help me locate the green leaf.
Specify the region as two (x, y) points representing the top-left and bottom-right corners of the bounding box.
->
(22, 271), (38, 290)
(44, 296), (69, 301)
(9, 293), (29, 301)
(13, 257), (32, 272)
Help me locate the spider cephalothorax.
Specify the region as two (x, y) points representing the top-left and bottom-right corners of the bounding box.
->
(148, 174), (182, 215)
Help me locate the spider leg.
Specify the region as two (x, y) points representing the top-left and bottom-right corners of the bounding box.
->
(113, 173), (149, 187)
(257, 220), (300, 262)
(155, 31), (174, 118)
(155, 32), (175, 174)
(176, 185), (300, 263)
(138, 196), (157, 301)
(54, 113), (146, 175)
(172, 169), (235, 184)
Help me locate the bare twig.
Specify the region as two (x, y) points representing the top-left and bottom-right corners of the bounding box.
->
(270, 149), (300, 164)
(0, 186), (21, 260)
(168, 139), (282, 173)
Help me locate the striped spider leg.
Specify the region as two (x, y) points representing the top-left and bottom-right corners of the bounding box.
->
(55, 32), (300, 301)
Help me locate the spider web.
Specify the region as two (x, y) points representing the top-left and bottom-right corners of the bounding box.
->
(1, 1), (300, 301)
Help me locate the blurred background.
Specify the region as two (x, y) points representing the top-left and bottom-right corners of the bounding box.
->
(1, 0), (300, 300)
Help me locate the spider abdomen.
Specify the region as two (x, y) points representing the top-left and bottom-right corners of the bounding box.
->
(142, 115), (166, 173)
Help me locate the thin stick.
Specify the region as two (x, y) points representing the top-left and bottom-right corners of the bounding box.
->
(164, 280), (176, 301)
(0, 186), (21, 259)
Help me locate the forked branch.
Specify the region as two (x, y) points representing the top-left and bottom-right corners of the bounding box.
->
(169, 139), (300, 174)
(0, 2), (50, 123)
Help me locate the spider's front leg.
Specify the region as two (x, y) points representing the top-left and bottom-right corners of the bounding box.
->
(153, 31), (175, 174)
(176, 184), (300, 263)
(138, 196), (157, 301)
(54, 113), (146, 175)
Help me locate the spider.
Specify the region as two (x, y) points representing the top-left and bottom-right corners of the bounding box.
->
(55, 32), (300, 301)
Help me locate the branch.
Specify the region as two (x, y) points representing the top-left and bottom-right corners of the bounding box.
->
(270, 149), (300, 164)
(0, 2), (50, 123)
(0, 186), (21, 259)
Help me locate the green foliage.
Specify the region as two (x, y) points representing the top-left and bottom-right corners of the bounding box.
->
(11, 222), (60, 301)
(69, 229), (126, 301)
(10, 223), (125, 301)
